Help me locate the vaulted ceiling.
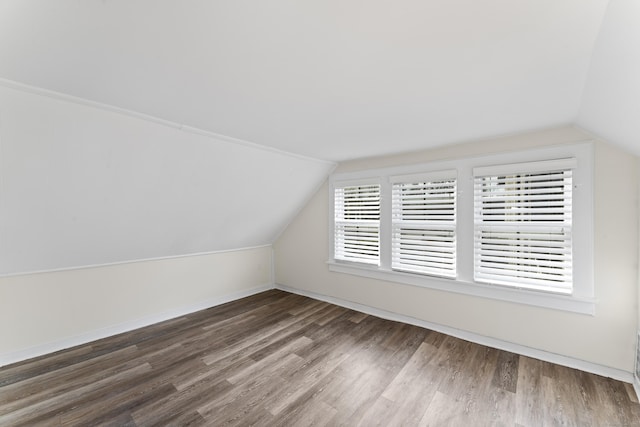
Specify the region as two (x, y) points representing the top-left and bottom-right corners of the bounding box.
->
(1, 0), (638, 162)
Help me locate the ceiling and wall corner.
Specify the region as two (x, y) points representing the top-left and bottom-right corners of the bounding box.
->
(0, 82), (333, 274)
(577, 0), (640, 156)
(0, 0), (637, 271)
(0, 0), (628, 163)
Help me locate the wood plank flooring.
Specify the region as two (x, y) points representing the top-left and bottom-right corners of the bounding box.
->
(1, 289), (639, 426)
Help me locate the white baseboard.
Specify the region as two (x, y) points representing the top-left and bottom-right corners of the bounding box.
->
(0, 283), (275, 368)
(6, 282), (634, 390)
(275, 283), (634, 384)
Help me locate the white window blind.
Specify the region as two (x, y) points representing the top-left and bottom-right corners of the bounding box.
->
(391, 171), (456, 278)
(473, 158), (575, 293)
(334, 182), (381, 265)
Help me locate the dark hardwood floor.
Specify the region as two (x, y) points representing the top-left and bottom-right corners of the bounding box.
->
(1, 289), (639, 426)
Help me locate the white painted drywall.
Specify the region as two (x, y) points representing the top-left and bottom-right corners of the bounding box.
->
(578, 0), (640, 157)
(0, 0), (609, 161)
(274, 126), (639, 372)
(0, 246), (273, 366)
(0, 83), (333, 274)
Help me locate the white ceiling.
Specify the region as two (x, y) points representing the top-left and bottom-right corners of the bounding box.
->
(0, 0), (638, 162)
(577, 0), (640, 155)
(0, 84), (333, 273)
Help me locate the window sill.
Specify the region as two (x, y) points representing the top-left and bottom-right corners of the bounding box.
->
(327, 261), (596, 315)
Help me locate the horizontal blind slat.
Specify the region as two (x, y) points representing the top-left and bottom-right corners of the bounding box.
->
(334, 184), (381, 265)
(391, 177), (456, 278)
(473, 163), (573, 293)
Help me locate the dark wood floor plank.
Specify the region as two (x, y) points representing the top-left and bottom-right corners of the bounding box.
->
(492, 349), (520, 393)
(382, 341), (439, 402)
(314, 305), (350, 327)
(171, 349), (257, 392)
(418, 390), (476, 426)
(264, 367), (343, 426)
(88, 316), (191, 354)
(209, 300), (328, 360)
(1, 289), (639, 426)
(348, 311), (369, 324)
(0, 345), (96, 388)
(266, 348), (351, 417)
(434, 339), (481, 396)
(131, 373), (233, 426)
(1, 363), (152, 426)
(542, 374), (580, 426)
(265, 314), (383, 418)
(475, 384), (517, 426)
(284, 296), (326, 316)
(148, 410), (207, 427)
(423, 329), (447, 348)
(281, 399), (337, 427)
(94, 411), (138, 427)
(199, 376), (286, 426)
(356, 395), (399, 427)
(591, 374), (637, 426)
(59, 382), (176, 426)
(515, 355), (542, 425)
(451, 344), (500, 407)
(225, 336), (312, 385)
(195, 370), (284, 422)
(319, 334), (416, 424)
(0, 345), (140, 408)
(555, 365), (599, 426)
(382, 341), (446, 426)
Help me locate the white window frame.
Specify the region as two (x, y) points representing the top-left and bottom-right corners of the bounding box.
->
(333, 179), (381, 265)
(328, 142), (595, 315)
(391, 170), (457, 278)
(473, 159), (575, 293)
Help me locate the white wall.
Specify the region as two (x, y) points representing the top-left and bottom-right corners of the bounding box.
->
(0, 245), (273, 366)
(0, 80), (333, 366)
(637, 159), (640, 381)
(578, 0), (640, 157)
(274, 126), (639, 373)
(0, 81), (333, 274)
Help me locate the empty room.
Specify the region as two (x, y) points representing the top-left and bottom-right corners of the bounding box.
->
(1, 0), (640, 425)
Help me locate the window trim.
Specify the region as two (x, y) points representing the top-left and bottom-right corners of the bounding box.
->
(333, 179), (381, 265)
(473, 158), (576, 293)
(390, 170), (457, 278)
(328, 142), (595, 315)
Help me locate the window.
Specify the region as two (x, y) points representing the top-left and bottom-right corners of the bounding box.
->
(328, 143), (594, 314)
(473, 159), (575, 293)
(391, 171), (457, 278)
(333, 181), (380, 265)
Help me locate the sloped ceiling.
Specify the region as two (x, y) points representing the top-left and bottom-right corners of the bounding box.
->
(577, 0), (640, 156)
(1, 0), (630, 162)
(0, 84), (333, 274)
(1, 0), (639, 274)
